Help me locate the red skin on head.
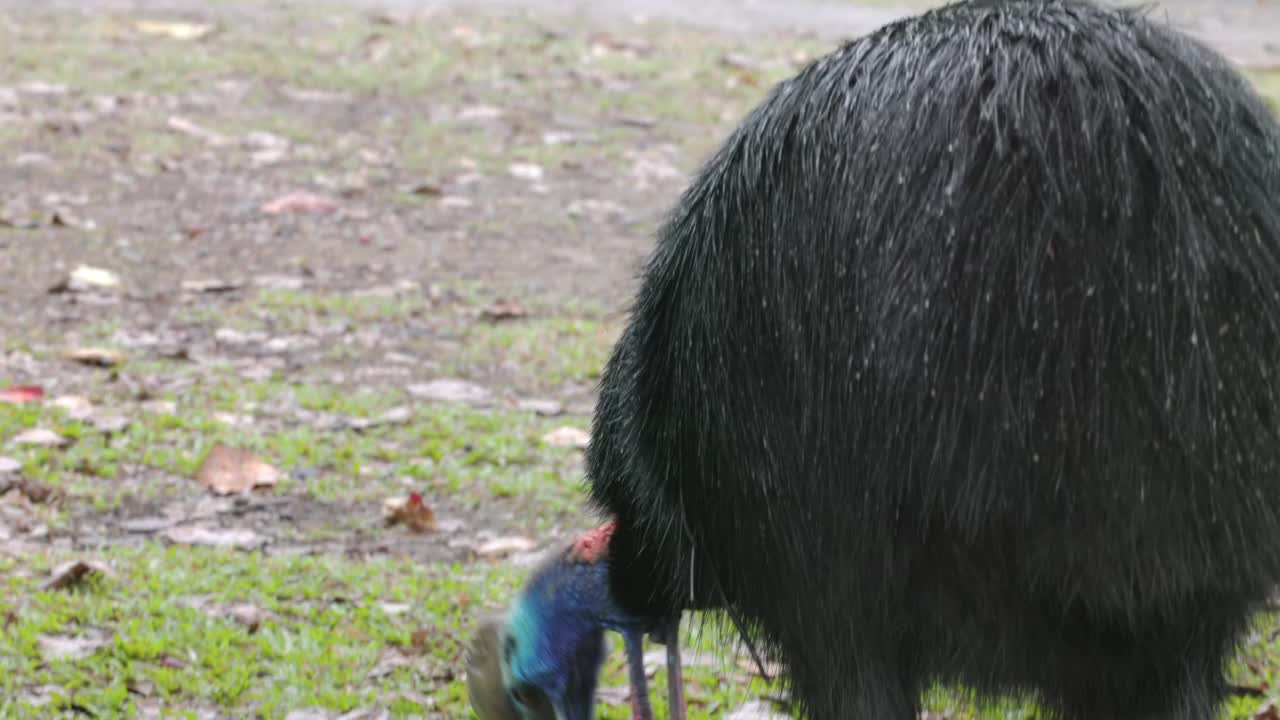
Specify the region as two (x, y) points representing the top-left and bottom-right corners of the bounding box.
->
(568, 520), (616, 564)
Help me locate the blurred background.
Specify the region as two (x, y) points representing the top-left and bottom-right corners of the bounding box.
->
(0, 1), (1276, 718)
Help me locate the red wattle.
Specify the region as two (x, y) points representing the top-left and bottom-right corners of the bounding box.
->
(568, 520), (616, 563)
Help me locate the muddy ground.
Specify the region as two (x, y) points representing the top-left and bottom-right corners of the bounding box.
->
(0, 1), (1278, 718)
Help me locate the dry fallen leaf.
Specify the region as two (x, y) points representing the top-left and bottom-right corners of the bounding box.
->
(181, 278), (241, 294)
(383, 493), (437, 533)
(0, 385), (44, 404)
(475, 536), (536, 559)
(226, 603), (274, 633)
(134, 19), (217, 40)
(542, 426), (590, 449)
(163, 525), (263, 549)
(167, 115), (231, 146)
(51, 395), (94, 420)
(1257, 704), (1280, 720)
(508, 163), (544, 181)
(196, 444), (281, 495)
(42, 559), (114, 591)
(0, 457), (19, 474)
(480, 300), (528, 322)
(12, 428), (70, 448)
(63, 347), (126, 368)
(261, 191), (340, 215)
(62, 264), (120, 292)
(407, 379), (493, 406)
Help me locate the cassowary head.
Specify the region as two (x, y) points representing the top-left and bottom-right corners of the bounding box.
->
(466, 522), (686, 720)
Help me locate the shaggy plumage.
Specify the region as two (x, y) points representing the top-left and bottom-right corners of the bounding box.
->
(469, 0), (1280, 717)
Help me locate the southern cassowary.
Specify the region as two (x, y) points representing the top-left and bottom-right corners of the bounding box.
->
(467, 0), (1280, 717)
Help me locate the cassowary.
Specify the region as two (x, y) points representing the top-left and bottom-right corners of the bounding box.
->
(467, 0), (1280, 717)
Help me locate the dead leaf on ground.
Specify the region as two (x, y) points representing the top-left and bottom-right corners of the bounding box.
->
(0, 385), (44, 404)
(181, 278), (242, 294)
(508, 163), (544, 181)
(166, 116), (231, 146)
(63, 347), (126, 368)
(50, 264), (120, 294)
(134, 19), (217, 40)
(226, 603), (274, 633)
(475, 536), (535, 559)
(403, 181), (443, 197)
(517, 398), (563, 416)
(260, 191), (340, 215)
(38, 631), (112, 661)
(163, 525), (264, 550)
(1257, 704), (1280, 720)
(196, 444), (281, 495)
(12, 428), (70, 448)
(4, 477), (56, 504)
(408, 379), (494, 406)
(0, 457), (19, 474)
(481, 300), (528, 322)
(42, 559), (115, 591)
(542, 426), (590, 449)
(92, 415), (131, 435)
(383, 493), (437, 533)
(51, 395), (94, 420)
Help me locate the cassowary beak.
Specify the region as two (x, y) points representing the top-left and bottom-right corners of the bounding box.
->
(465, 616), (522, 720)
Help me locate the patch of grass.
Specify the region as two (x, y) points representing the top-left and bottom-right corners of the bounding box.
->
(456, 316), (619, 390)
(253, 289), (427, 328)
(0, 543), (525, 718)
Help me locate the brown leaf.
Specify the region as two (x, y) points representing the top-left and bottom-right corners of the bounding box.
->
(383, 493), (437, 533)
(12, 429), (70, 448)
(542, 426), (589, 449)
(260, 191), (340, 215)
(1256, 703), (1280, 720)
(163, 525), (264, 550)
(196, 444), (281, 495)
(42, 559), (114, 591)
(11, 477), (56, 504)
(159, 654), (187, 669)
(404, 182), (443, 197)
(481, 300), (528, 322)
(63, 347), (127, 368)
(409, 627), (432, 653)
(226, 603), (273, 633)
(0, 385), (44, 404)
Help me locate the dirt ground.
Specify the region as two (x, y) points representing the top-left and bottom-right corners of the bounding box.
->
(0, 0), (1278, 718)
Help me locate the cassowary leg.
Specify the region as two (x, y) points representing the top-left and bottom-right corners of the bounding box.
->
(657, 617), (686, 720)
(623, 629), (655, 720)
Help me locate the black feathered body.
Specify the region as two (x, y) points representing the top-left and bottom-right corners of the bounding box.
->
(585, 0), (1280, 717)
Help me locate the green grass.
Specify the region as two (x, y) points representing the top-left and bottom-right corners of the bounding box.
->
(0, 544), (525, 718)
